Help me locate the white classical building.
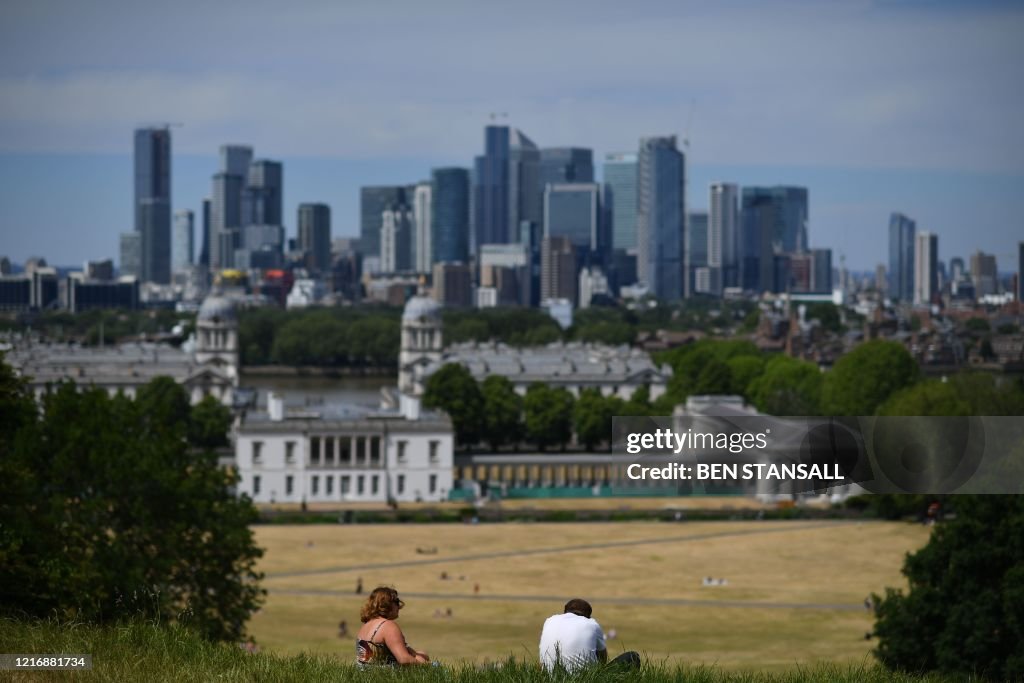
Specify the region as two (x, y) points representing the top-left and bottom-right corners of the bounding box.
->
(398, 294), (444, 395)
(235, 393), (454, 504)
(6, 293), (239, 405)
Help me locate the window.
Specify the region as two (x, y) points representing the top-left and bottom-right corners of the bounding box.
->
(429, 474), (437, 494)
(341, 476), (350, 495)
(397, 440), (408, 463)
(326, 475), (333, 495)
(357, 475), (365, 495)
(397, 474), (405, 495)
(429, 440), (439, 463)
(311, 475), (319, 495)
(252, 441), (263, 464)
(339, 436), (351, 464)
(325, 436), (335, 464)
(285, 441), (296, 464)
(310, 437), (320, 464)
(356, 437), (366, 465)
(370, 436), (381, 465)
(371, 475), (379, 495)
(253, 475), (261, 495)
(285, 475), (294, 496)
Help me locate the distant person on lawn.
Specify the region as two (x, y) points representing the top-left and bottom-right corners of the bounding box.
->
(539, 598), (640, 673)
(356, 587), (431, 667)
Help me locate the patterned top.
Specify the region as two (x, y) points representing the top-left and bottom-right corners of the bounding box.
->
(356, 620), (398, 668)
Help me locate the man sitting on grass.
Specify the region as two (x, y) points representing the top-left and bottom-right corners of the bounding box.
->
(539, 598), (640, 673)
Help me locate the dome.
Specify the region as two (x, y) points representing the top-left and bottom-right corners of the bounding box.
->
(198, 295), (238, 324)
(402, 295), (441, 323)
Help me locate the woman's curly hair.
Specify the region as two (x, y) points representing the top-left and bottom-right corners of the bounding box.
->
(360, 586), (404, 623)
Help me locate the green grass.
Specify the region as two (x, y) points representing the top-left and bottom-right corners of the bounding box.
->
(0, 619), (974, 682)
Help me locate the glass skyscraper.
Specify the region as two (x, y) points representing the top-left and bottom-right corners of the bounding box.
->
(298, 203), (331, 273)
(539, 148), (594, 188)
(431, 167), (470, 264)
(740, 186), (809, 293)
(604, 152), (638, 250)
(172, 209), (194, 272)
(133, 127), (171, 284)
(544, 183), (602, 267)
(636, 136), (685, 302)
(360, 186), (407, 260)
(474, 125), (511, 251)
(686, 211), (708, 295)
(244, 160), (283, 227)
(888, 212), (916, 301)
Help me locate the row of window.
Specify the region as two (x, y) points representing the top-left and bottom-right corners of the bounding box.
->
(249, 473), (439, 497)
(249, 438), (444, 468)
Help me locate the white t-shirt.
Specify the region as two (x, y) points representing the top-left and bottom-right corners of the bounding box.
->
(539, 612), (607, 672)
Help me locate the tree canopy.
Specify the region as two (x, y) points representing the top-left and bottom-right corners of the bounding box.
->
(421, 363), (485, 448)
(820, 340), (919, 415)
(0, 363), (263, 642)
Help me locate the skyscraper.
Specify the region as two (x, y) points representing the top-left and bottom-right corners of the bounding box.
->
(431, 168), (470, 264)
(636, 136), (685, 302)
(361, 186), (407, 260)
(708, 183), (739, 294)
(119, 232), (141, 279)
(380, 205), (414, 272)
(541, 235), (577, 304)
(812, 248), (833, 293)
(198, 198), (211, 267)
(914, 231), (938, 305)
(220, 145), (253, 178)
(243, 160), (283, 226)
(508, 129), (541, 247)
(970, 250), (998, 296)
(298, 203), (331, 273)
(539, 148), (594, 187)
(133, 127), (171, 283)
(211, 173), (244, 268)
(603, 152), (638, 250)
(172, 210), (194, 272)
(413, 182), (433, 274)
(686, 211), (708, 294)
(473, 125), (511, 252)
(741, 187), (809, 293)
(543, 183), (602, 264)
(888, 212), (916, 301)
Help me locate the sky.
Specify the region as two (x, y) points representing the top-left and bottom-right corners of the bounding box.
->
(0, 0), (1022, 271)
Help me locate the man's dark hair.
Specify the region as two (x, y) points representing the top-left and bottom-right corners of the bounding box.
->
(563, 599), (592, 618)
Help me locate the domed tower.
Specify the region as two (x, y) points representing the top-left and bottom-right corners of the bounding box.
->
(191, 294), (239, 404)
(399, 295), (443, 395)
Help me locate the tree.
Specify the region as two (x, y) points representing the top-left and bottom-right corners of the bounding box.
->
(523, 383), (574, 451)
(748, 355), (822, 416)
(480, 375), (522, 450)
(805, 302), (842, 333)
(0, 370), (263, 643)
(727, 355), (766, 400)
(878, 380), (971, 417)
(873, 496), (1024, 679)
(188, 395), (233, 449)
(820, 340), (919, 415)
(692, 358), (732, 395)
(422, 363), (484, 448)
(574, 388), (614, 451)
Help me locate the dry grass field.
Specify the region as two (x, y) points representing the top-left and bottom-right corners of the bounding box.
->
(249, 520), (930, 672)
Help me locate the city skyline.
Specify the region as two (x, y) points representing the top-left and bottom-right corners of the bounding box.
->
(1, 1), (1022, 270)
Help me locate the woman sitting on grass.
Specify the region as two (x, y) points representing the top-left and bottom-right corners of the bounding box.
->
(356, 586), (431, 667)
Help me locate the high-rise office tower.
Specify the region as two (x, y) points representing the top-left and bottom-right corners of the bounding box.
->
(740, 187), (809, 293)
(243, 160), (283, 226)
(708, 183), (739, 294)
(686, 211), (708, 294)
(298, 203), (331, 273)
(914, 231), (938, 305)
(198, 198), (211, 267)
(541, 235), (577, 304)
(119, 232), (141, 279)
(508, 129), (541, 249)
(432, 262), (472, 307)
(360, 186), (406, 260)
(604, 152), (638, 250)
(172, 210), (194, 272)
(473, 125), (511, 252)
(211, 173), (244, 268)
(134, 127), (172, 284)
(431, 168), (470, 264)
(413, 182), (433, 274)
(888, 212), (916, 301)
(812, 248), (833, 293)
(543, 183), (603, 267)
(949, 257), (965, 283)
(380, 205), (414, 272)
(876, 264), (887, 293)
(970, 250), (998, 296)
(539, 148), (594, 187)
(636, 136), (685, 301)
(220, 145), (253, 178)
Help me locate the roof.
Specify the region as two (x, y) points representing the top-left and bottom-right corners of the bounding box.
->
(402, 295), (442, 323)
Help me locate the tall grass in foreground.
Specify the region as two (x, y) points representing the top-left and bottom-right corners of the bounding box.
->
(0, 619), (974, 682)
